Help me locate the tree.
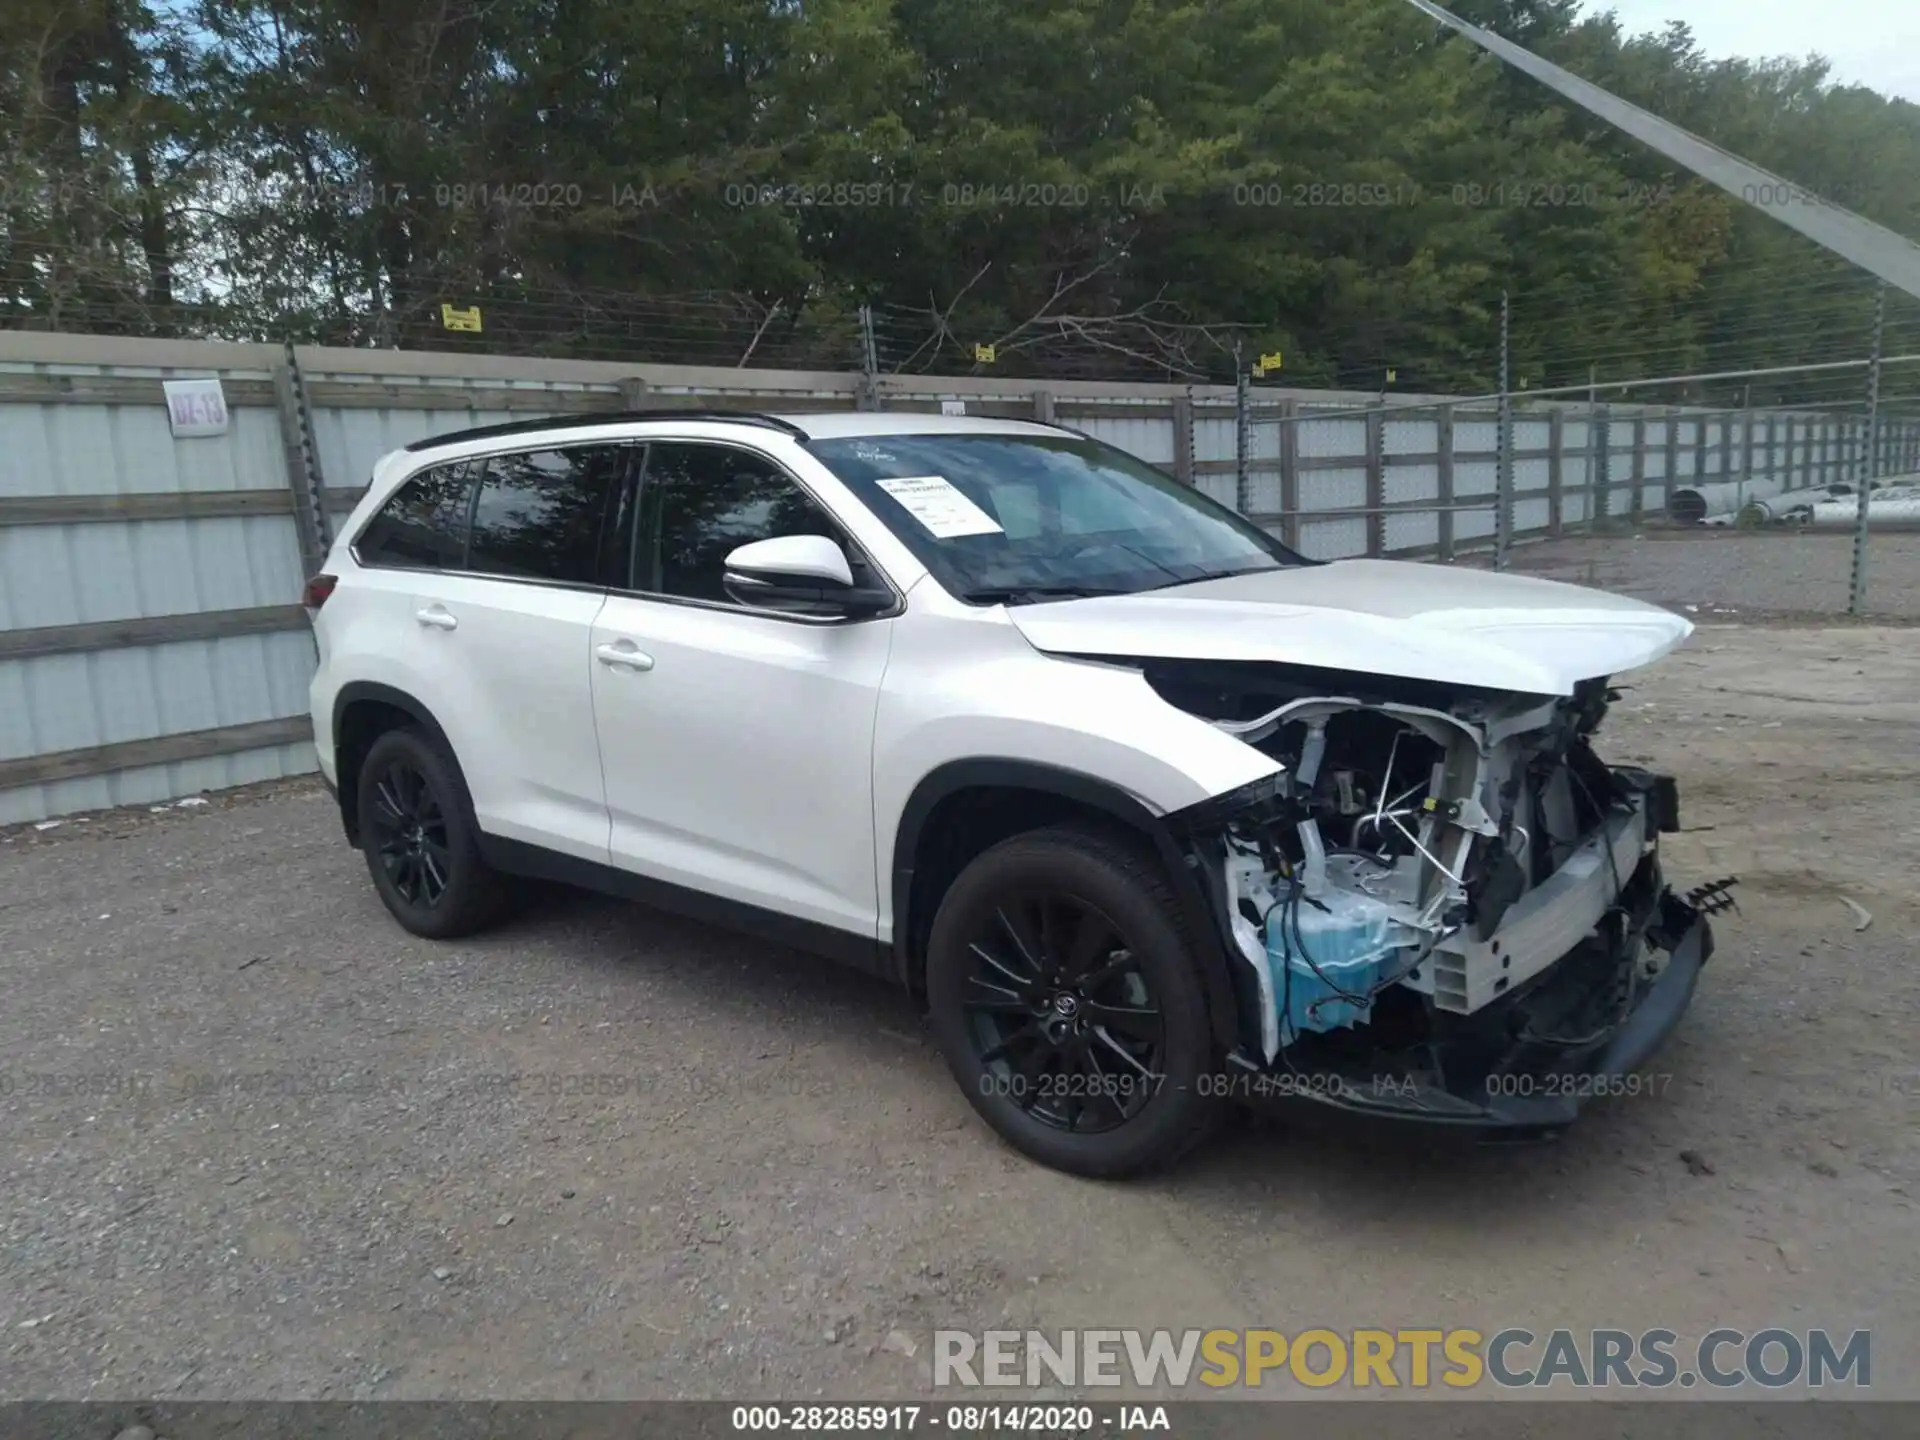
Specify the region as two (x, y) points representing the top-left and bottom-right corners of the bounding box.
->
(1, 0), (1912, 399)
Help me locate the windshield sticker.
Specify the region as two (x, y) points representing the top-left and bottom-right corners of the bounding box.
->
(850, 441), (896, 463)
(874, 475), (1005, 538)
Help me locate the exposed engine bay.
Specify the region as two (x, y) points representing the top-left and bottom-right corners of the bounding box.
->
(1149, 658), (1716, 1124)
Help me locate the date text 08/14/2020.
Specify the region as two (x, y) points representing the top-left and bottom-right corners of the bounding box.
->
(729, 1405), (1165, 1433)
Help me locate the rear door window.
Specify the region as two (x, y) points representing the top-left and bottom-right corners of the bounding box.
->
(467, 444), (631, 585)
(355, 461), (476, 570)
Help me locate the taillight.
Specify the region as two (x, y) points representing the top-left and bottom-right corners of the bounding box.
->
(303, 573), (338, 609)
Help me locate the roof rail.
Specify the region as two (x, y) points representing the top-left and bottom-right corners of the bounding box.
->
(402, 409), (811, 453)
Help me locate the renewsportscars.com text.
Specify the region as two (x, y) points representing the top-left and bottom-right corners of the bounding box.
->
(933, 1327), (1871, 1390)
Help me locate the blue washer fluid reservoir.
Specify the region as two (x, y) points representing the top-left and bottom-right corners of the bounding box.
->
(1267, 886), (1397, 1045)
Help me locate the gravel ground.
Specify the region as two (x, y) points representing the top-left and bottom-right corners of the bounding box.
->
(3, 625), (1918, 1406)
(1472, 527), (1920, 622)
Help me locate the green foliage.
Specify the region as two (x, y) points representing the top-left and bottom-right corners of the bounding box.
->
(2, 0), (1916, 389)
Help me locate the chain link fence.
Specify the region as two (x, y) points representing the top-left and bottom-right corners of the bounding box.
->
(1221, 301), (1920, 618)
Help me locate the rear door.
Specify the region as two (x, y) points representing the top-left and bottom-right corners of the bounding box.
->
(351, 442), (635, 860)
(588, 440), (896, 938)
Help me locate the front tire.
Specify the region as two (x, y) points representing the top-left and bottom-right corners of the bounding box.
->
(356, 727), (505, 939)
(924, 825), (1219, 1177)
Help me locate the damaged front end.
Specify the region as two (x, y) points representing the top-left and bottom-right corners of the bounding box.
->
(1156, 659), (1719, 1133)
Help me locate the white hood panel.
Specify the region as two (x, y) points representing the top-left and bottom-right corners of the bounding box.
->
(1006, 559), (1692, 696)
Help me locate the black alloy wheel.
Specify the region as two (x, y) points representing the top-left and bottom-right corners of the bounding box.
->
(365, 757), (452, 908)
(354, 726), (506, 939)
(925, 825), (1218, 1177)
(961, 891), (1166, 1134)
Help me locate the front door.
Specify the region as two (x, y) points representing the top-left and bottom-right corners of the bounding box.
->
(589, 441), (895, 940)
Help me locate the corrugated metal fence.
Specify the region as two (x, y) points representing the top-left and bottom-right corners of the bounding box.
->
(0, 337), (317, 825)
(0, 330), (1906, 824)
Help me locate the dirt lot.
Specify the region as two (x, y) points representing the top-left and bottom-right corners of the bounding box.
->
(3, 581), (1919, 1404)
(1482, 526), (1920, 622)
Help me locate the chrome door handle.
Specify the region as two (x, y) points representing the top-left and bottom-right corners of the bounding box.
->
(595, 642), (654, 672)
(415, 607), (458, 631)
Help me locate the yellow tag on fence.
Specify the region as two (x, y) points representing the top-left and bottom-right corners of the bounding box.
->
(1255, 351), (1283, 375)
(441, 303), (484, 333)
(973, 343), (997, 364)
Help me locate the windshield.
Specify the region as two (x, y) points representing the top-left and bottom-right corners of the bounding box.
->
(806, 432), (1308, 604)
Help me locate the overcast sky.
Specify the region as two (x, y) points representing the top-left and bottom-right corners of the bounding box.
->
(1594, 1), (1920, 102)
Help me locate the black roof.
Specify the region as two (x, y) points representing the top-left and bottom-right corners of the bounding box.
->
(402, 409), (810, 453)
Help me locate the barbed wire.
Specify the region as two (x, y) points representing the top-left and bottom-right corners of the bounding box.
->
(2, 247), (1914, 400)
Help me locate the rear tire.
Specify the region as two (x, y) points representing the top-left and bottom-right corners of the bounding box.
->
(924, 825), (1220, 1178)
(356, 727), (505, 939)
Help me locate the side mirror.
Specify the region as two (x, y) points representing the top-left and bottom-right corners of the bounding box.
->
(722, 535), (892, 617)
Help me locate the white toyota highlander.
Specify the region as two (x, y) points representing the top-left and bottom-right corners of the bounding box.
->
(307, 410), (1722, 1176)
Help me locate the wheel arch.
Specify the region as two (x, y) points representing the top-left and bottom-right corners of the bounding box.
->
(330, 682), (463, 845)
(890, 759), (1243, 1051)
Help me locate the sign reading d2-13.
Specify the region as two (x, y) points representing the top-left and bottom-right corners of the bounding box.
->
(162, 377), (230, 438)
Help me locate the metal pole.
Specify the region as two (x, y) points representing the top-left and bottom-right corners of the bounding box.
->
(1738, 388), (1753, 510)
(1663, 408), (1680, 523)
(1278, 399), (1302, 550)
(1170, 390), (1194, 485)
(1547, 409), (1565, 536)
(1849, 283), (1887, 616)
(1235, 342), (1252, 517)
(1364, 409), (1386, 557)
(1630, 416), (1647, 523)
(856, 304), (880, 411)
(274, 338), (331, 578)
(1495, 290), (1513, 570)
(1595, 399), (1612, 526)
(1584, 364), (1597, 531)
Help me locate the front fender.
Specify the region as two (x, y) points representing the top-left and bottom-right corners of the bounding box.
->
(873, 605), (1282, 1056)
(888, 756), (1255, 1055)
(872, 638), (1280, 914)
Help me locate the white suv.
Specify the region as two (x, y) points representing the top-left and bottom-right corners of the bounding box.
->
(308, 411), (1719, 1175)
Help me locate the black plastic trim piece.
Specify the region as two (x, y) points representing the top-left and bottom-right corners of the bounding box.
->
(478, 834), (891, 978)
(328, 682), (466, 845)
(599, 584), (900, 627)
(403, 410), (810, 453)
(330, 682), (457, 762)
(1162, 772), (1289, 834)
(1615, 767), (1682, 835)
(326, 683), (891, 978)
(890, 759), (1244, 1050)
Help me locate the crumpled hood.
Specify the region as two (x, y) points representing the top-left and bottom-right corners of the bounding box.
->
(1006, 559), (1692, 696)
